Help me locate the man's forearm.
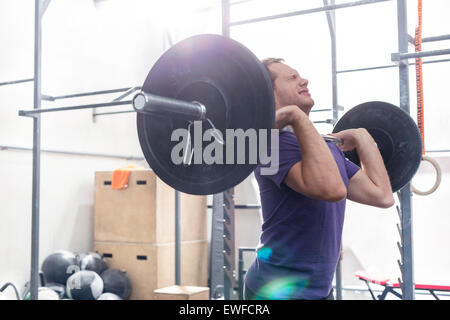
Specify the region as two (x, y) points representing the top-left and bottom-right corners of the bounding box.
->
(356, 129), (392, 192)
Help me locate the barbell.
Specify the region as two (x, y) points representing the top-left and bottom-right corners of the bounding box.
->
(133, 34), (423, 195)
(135, 34), (274, 195)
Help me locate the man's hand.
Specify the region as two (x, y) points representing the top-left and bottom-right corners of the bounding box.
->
(274, 105), (306, 129)
(328, 129), (364, 152)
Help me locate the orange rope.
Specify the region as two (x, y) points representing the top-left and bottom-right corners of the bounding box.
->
(415, 0), (425, 155)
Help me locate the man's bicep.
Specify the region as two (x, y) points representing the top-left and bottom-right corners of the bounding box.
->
(262, 136), (302, 188)
(284, 162), (340, 201)
(347, 169), (387, 207)
(265, 158), (300, 188)
(284, 161), (307, 194)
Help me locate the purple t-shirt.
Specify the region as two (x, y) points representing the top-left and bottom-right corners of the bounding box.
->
(245, 130), (360, 299)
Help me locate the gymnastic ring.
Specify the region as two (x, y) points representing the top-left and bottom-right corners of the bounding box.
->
(411, 155), (442, 196)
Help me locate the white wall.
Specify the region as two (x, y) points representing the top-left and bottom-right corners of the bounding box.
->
(344, 156), (450, 285)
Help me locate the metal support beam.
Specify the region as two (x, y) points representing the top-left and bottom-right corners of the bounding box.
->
(392, 48), (450, 61)
(311, 108), (333, 113)
(324, 0), (336, 39)
(209, 0), (235, 301)
(92, 87), (141, 124)
(337, 58), (450, 74)
(112, 86), (141, 102)
(210, 193), (225, 299)
(229, 0), (255, 6)
(93, 110), (135, 117)
(313, 119), (335, 124)
(323, 0), (339, 143)
(0, 144), (144, 161)
(208, 204), (260, 210)
(238, 247), (256, 300)
(422, 34), (450, 43)
(230, 0), (391, 27)
(408, 34), (450, 44)
(43, 87), (136, 101)
(324, 0), (343, 300)
(222, 0), (230, 37)
(19, 100), (132, 117)
(39, 0), (51, 16)
(0, 78), (34, 87)
(396, 0), (415, 300)
(29, 0), (47, 301)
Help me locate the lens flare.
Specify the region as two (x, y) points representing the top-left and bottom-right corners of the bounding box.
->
(257, 247), (273, 262)
(256, 276), (309, 300)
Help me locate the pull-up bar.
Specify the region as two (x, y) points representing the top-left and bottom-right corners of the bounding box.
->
(229, 0), (391, 27)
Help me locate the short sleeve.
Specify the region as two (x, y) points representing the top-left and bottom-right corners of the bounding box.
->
(258, 132), (301, 188)
(344, 157), (361, 179)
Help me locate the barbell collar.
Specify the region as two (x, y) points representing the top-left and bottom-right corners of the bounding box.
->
(132, 91), (206, 121)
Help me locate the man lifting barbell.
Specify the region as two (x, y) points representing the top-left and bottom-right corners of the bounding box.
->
(128, 35), (422, 300)
(19, 33), (425, 301)
(125, 35), (423, 300)
(243, 58), (395, 300)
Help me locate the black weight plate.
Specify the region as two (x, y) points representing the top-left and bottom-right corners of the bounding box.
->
(333, 101), (422, 193)
(137, 34), (274, 195)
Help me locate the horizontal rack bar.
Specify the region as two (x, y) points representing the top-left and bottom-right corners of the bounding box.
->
(314, 120), (334, 124)
(112, 86), (141, 102)
(230, 0), (391, 27)
(208, 204), (261, 209)
(238, 247), (256, 253)
(0, 144), (144, 161)
(409, 34), (450, 44)
(0, 78), (34, 86)
(392, 48), (450, 61)
(423, 34), (450, 43)
(19, 100), (132, 117)
(229, 0), (256, 6)
(44, 87), (137, 101)
(337, 58), (450, 74)
(93, 110), (135, 117)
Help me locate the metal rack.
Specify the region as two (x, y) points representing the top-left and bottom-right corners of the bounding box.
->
(10, 1), (151, 300)
(222, 0), (450, 300)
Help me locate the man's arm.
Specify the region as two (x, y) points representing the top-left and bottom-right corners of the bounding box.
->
(276, 106), (347, 202)
(333, 128), (395, 208)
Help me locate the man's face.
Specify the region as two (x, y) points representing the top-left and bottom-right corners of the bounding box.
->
(268, 62), (315, 114)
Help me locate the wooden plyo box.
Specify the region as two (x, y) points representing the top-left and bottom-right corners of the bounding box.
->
(154, 285), (210, 300)
(94, 240), (209, 300)
(94, 170), (207, 244)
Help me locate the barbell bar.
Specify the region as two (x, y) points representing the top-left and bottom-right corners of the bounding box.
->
(132, 91), (207, 121)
